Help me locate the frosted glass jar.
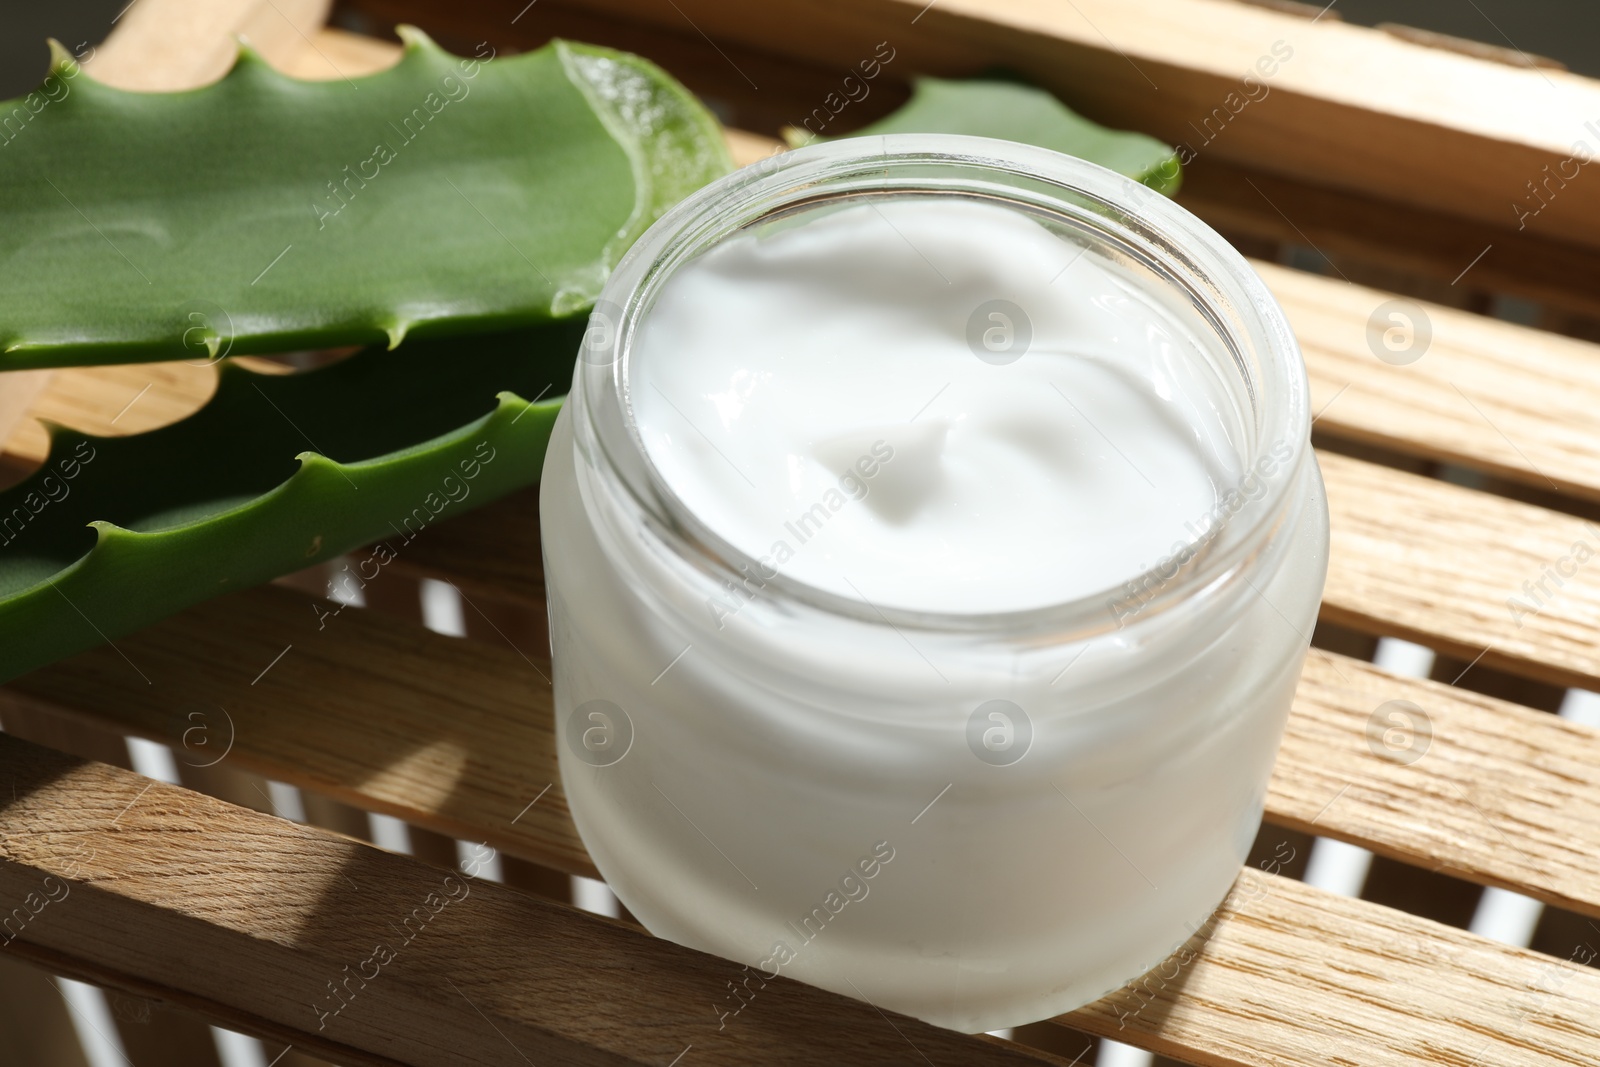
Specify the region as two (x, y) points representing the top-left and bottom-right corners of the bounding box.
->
(540, 134), (1328, 1033)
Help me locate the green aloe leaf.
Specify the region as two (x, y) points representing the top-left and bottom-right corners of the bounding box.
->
(792, 73), (1181, 195)
(0, 30), (731, 369)
(0, 324), (582, 683)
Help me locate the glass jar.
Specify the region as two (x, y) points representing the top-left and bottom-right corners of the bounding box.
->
(540, 134), (1328, 1033)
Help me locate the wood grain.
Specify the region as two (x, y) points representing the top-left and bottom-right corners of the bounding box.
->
(1275, 652), (1600, 919)
(280, 25), (404, 80)
(5, 582), (594, 881)
(1177, 157), (1600, 321)
(0, 371), (54, 468)
(1319, 450), (1600, 690)
(2, 358), (286, 466)
(0, 732), (1065, 1067)
(1064, 865), (1600, 1067)
(10, 570), (1600, 922)
(1266, 262), (1600, 502)
(84, 0), (333, 89)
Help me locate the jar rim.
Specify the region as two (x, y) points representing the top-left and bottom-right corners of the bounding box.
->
(575, 134), (1309, 638)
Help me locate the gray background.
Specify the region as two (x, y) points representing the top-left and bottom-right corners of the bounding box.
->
(1, 0), (1598, 98)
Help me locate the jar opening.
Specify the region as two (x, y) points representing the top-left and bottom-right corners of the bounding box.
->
(577, 135), (1308, 638)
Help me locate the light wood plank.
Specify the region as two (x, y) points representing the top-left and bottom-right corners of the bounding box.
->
(1176, 157), (1600, 321)
(2, 359), (286, 466)
(383, 488), (544, 607)
(84, 0), (333, 89)
(0, 371), (55, 466)
(566, 0), (1600, 250)
(0, 732), (1060, 1067)
(1319, 450), (1600, 690)
(281, 26), (404, 80)
(10, 568), (1600, 922)
(5, 583), (594, 881)
(1265, 261), (1600, 502)
(1064, 865), (1600, 1067)
(1276, 653), (1600, 919)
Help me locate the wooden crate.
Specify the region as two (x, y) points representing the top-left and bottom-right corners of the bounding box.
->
(3, 0), (1600, 1064)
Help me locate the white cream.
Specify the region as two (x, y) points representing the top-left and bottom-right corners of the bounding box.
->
(632, 198), (1243, 614)
(543, 142), (1327, 1035)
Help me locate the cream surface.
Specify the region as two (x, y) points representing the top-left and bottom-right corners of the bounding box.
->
(630, 197), (1243, 614)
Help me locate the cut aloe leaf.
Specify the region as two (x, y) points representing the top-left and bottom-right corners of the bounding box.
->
(0, 324), (581, 683)
(0, 31), (731, 369)
(793, 73), (1181, 195)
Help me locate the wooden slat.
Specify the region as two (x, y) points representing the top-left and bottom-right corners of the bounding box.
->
(280, 25), (405, 80)
(83, 0), (333, 90)
(1064, 865), (1600, 1067)
(0, 371), (54, 465)
(1265, 261), (1600, 502)
(5, 583), (593, 881)
(1319, 450), (1600, 690)
(385, 489), (543, 606)
(1178, 158), (1600, 321)
(1274, 653), (1600, 919)
(0, 732), (1058, 1067)
(10, 562), (1600, 921)
(2, 359), (286, 465)
(552, 0), (1600, 251)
